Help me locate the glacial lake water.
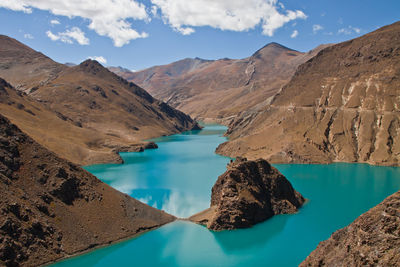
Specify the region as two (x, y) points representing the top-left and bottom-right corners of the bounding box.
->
(52, 125), (400, 267)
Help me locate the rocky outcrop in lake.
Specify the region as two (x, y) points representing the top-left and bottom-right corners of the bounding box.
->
(301, 190), (400, 266)
(0, 114), (175, 267)
(190, 158), (304, 230)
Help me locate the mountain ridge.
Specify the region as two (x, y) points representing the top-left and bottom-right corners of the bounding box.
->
(0, 35), (199, 165)
(114, 42), (328, 122)
(217, 21), (400, 166)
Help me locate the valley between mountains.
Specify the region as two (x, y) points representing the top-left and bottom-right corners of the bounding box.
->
(1, 20), (400, 267)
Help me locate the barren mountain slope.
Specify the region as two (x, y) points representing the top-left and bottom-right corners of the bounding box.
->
(0, 78), (158, 166)
(301, 189), (400, 266)
(217, 21), (400, 166)
(0, 35), (199, 165)
(118, 43), (328, 121)
(0, 114), (175, 267)
(0, 35), (65, 91)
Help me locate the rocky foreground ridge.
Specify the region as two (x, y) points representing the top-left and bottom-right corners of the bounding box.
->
(301, 190), (400, 266)
(217, 21), (400, 166)
(190, 158), (304, 230)
(0, 114), (175, 266)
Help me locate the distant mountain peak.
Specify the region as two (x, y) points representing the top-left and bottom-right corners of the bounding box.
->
(251, 42), (298, 58)
(77, 59), (108, 75)
(64, 62), (76, 67)
(79, 59), (104, 67)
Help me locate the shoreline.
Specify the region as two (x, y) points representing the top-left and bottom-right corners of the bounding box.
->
(43, 220), (176, 267)
(46, 124), (399, 266)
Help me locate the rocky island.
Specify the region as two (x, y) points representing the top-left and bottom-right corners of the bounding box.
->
(190, 158), (305, 230)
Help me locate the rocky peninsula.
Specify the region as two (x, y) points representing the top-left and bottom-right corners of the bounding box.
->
(0, 115), (175, 266)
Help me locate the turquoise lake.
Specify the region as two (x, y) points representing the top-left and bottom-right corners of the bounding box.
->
(52, 125), (400, 267)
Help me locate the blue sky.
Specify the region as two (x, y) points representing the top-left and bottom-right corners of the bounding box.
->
(0, 0), (399, 71)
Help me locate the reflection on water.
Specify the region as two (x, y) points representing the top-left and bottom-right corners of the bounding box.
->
(54, 125), (400, 267)
(84, 124), (230, 218)
(133, 189), (209, 218)
(212, 214), (290, 252)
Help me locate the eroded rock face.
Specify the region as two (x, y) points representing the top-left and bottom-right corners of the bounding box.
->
(301, 190), (400, 266)
(217, 21), (400, 166)
(0, 114), (175, 267)
(190, 158), (304, 230)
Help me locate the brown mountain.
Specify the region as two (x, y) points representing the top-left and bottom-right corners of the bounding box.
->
(217, 21), (400, 166)
(301, 189), (400, 266)
(107, 66), (133, 75)
(0, 35), (199, 165)
(0, 114), (175, 266)
(115, 43), (329, 122)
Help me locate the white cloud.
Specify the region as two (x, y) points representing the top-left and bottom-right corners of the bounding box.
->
(176, 26), (195, 35)
(151, 5), (158, 17)
(0, 0), (32, 13)
(24, 33), (34, 39)
(338, 26), (361, 35)
(290, 30), (298, 38)
(46, 31), (59, 41)
(338, 28), (351, 35)
(87, 56), (107, 64)
(313, 24), (323, 34)
(0, 0), (149, 47)
(151, 0), (307, 36)
(50, 19), (60, 25)
(46, 27), (89, 45)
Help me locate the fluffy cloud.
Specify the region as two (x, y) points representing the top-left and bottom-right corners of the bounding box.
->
(24, 33), (34, 39)
(50, 19), (60, 25)
(1, 0), (308, 44)
(151, 0), (307, 36)
(338, 26), (361, 35)
(0, 0), (149, 47)
(312, 24), (323, 34)
(46, 27), (89, 45)
(0, 0), (32, 13)
(290, 30), (298, 38)
(87, 56), (107, 64)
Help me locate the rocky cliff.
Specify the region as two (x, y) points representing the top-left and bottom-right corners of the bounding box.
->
(301, 190), (400, 266)
(190, 158), (304, 230)
(217, 21), (400, 166)
(0, 114), (175, 266)
(119, 43), (329, 121)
